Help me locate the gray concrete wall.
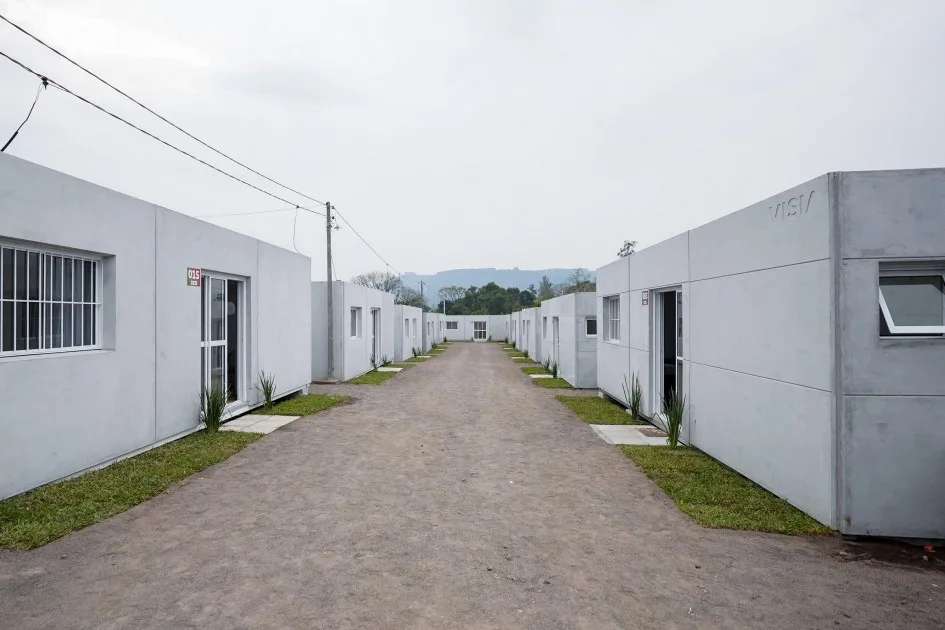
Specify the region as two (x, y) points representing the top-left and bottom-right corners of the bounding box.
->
(611, 175), (837, 526)
(0, 155), (311, 499)
(541, 293), (596, 388)
(394, 305), (422, 361)
(422, 312), (440, 351)
(596, 257), (631, 404)
(488, 314), (508, 341)
(835, 169), (945, 538)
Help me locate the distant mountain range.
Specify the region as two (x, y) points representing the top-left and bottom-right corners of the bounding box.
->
(402, 268), (594, 302)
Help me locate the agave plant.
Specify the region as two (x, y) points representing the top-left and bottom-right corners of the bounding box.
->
(550, 361), (558, 379)
(381, 355), (391, 367)
(621, 372), (643, 421)
(199, 384), (228, 432)
(257, 370), (276, 410)
(542, 357), (551, 372)
(411, 347), (420, 358)
(370, 353), (378, 370)
(523, 349), (529, 360)
(661, 390), (687, 448)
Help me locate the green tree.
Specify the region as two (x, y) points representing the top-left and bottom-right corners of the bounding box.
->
(537, 275), (556, 301)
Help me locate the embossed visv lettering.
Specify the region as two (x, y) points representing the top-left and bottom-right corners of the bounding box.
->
(770, 190), (815, 220)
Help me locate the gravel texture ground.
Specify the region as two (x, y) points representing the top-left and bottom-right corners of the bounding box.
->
(1, 342), (942, 628)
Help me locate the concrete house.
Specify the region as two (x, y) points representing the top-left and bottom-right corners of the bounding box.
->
(517, 307), (541, 361)
(0, 154), (312, 499)
(422, 311), (440, 351)
(312, 281), (394, 382)
(489, 314), (508, 342)
(393, 304), (423, 361)
(441, 314), (491, 341)
(596, 169), (945, 539)
(540, 292), (597, 388)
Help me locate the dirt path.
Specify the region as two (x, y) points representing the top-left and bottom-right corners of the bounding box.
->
(1, 343), (942, 628)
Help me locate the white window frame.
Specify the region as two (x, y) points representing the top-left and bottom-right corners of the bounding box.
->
(1, 240), (103, 358)
(585, 317), (598, 337)
(878, 268), (945, 336)
(542, 316), (547, 339)
(350, 307), (362, 339)
(602, 295), (620, 342)
(446, 320), (458, 330)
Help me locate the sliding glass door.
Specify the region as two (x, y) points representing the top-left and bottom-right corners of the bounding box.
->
(200, 274), (244, 404)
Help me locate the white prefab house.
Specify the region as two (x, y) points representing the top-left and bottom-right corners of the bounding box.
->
(312, 281), (394, 382)
(440, 315), (491, 341)
(513, 307), (541, 361)
(597, 169), (945, 539)
(393, 305), (423, 361)
(0, 154), (312, 500)
(540, 293), (597, 388)
(422, 311), (440, 351)
(488, 314), (508, 342)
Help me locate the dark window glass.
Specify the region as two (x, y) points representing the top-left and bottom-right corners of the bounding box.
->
(27, 302), (39, 349)
(52, 256), (62, 301)
(63, 304), (72, 346)
(73, 304), (82, 346)
(15, 250), (26, 300)
(1, 248), (12, 299)
(63, 259), (73, 302)
(1, 302), (12, 351)
(83, 261), (93, 302)
(27, 252), (39, 300)
(586, 319), (597, 336)
(83, 304), (92, 346)
(52, 303), (62, 348)
(15, 302), (27, 350)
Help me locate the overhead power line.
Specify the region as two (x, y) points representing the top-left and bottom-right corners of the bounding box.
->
(196, 207), (301, 218)
(0, 15), (402, 274)
(0, 12), (326, 208)
(1, 75), (45, 152)
(332, 206), (401, 276)
(0, 50), (325, 217)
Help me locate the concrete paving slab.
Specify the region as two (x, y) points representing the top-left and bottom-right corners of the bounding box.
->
(376, 367), (403, 372)
(589, 424), (668, 446)
(529, 374), (553, 379)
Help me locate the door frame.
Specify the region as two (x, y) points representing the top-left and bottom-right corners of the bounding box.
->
(473, 320), (487, 341)
(200, 271), (247, 408)
(650, 286), (682, 428)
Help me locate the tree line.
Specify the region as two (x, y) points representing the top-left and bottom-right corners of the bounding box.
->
(350, 269), (597, 315)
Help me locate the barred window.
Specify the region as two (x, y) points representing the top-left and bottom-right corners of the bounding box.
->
(1, 243), (102, 356)
(603, 296), (620, 341)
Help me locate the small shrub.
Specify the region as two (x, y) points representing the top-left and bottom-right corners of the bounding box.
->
(662, 391), (687, 448)
(443, 336), (447, 343)
(411, 347), (420, 358)
(504, 336), (508, 344)
(470, 336), (474, 342)
(621, 372), (643, 421)
(551, 361), (558, 378)
(256, 371), (276, 409)
(381, 355), (391, 367)
(523, 349), (529, 360)
(542, 357), (551, 371)
(370, 354), (378, 370)
(487, 335), (492, 342)
(199, 385), (228, 432)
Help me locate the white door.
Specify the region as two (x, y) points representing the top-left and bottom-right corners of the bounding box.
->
(200, 274), (244, 404)
(371, 308), (381, 362)
(473, 320), (487, 340)
(552, 317), (559, 363)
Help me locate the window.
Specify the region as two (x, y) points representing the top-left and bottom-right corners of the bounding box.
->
(412, 318), (417, 339)
(350, 307), (362, 338)
(404, 318), (410, 337)
(446, 321), (458, 330)
(879, 268), (945, 336)
(586, 317), (598, 337)
(1, 242), (102, 356)
(542, 317), (547, 339)
(603, 296), (620, 341)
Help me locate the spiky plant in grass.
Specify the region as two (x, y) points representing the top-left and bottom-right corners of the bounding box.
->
(504, 336), (508, 344)
(661, 390), (687, 448)
(621, 372), (643, 421)
(199, 384), (227, 432)
(370, 353), (378, 370)
(443, 336), (447, 343)
(523, 349), (529, 360)
(382, 355), (391, 367)
(550, 361), (558, 378)
(411, 347), (420, 358)
(257, 371), (276, 410)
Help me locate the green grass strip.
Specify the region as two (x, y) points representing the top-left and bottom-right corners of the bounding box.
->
(348, 370), (398, 384)
(556, 395), (641, 424)
(533, 377), (573, 389)
(257, 393), (348, 416)
(619, 446), (832, 535)
(0, 431), (262, 550)
(521, 366), (551, 375)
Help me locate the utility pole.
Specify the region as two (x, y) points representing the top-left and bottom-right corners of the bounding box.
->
(326, 201), (334, 379)
(419, 280), (424, 307)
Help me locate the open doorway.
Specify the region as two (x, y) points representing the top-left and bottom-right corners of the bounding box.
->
(654, 288), (683, 414)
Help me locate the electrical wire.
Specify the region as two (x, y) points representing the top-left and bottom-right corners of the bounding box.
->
(0, 50), (326, 217)
(0, 13), (327, 208)
(1, 75), (46, 152)
(291, 206), (302, 255)
(332, 206), (401, 275)
(195, 207), (298, 218)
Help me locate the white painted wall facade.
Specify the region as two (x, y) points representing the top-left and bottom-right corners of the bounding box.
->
(440, 314), (491, 341)
(422, 312), (440, 351)
(0, 155), (311, 499)
(393, 305), (423, 361)
(312, 282), (394, 382)
(540, 292), (597, 388)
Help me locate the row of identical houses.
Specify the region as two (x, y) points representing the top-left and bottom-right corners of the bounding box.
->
(508, 169), (945, 541)
(3, 154), (943, 540)
(0, 154), (528, 501)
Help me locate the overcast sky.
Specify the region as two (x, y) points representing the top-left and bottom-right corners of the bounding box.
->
(2, 0), (945, 279)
